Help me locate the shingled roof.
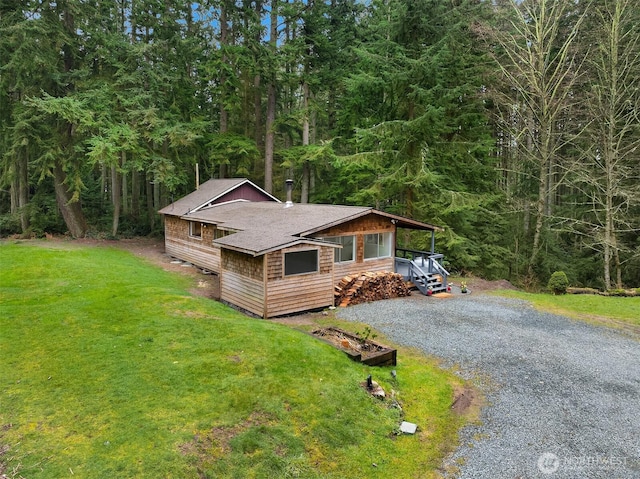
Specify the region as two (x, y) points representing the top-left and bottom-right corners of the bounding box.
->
(180, 201), (441, 256)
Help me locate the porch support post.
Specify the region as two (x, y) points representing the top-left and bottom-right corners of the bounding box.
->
(430, 230), (435, 254)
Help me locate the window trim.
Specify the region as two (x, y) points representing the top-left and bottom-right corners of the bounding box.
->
(189, 221), (203, 239)
(283, 248), (320, 277)
(323, 235), (356, 264)
(363, 232), (393, 260)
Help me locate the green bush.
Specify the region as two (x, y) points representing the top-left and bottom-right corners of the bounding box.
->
(547, 271), (569, 295)
(0, 213), (21, 236)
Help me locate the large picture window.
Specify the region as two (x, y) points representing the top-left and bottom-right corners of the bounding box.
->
(324, 235), (355, 263)
(364, 232), (392, 259)
(189, 221), (202, 238)
(284, 249), (319, 276)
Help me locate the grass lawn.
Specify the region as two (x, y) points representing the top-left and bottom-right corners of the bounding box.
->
(0, 241), (469, 478)
(493, 289), (640, 329)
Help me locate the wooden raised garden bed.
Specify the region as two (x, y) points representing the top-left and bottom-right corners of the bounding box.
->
(311, 327), (397, 366)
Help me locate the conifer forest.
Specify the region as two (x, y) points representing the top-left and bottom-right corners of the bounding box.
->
(1, 0), (639, 289)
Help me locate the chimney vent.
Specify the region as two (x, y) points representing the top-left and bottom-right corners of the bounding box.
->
(284, 179), (294, 208)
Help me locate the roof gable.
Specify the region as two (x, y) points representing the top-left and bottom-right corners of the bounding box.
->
(158, 178), (279, 216)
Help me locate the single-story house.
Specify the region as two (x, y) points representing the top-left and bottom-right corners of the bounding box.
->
(159, 178), (448, 318)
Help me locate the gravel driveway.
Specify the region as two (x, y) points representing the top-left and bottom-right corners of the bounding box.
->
(337, 293), (640, 478)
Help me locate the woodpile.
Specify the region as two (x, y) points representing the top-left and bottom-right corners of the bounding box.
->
(335, 271), (411, 307)
(567, 287), (639, 297)
(567, 287), (601, 295)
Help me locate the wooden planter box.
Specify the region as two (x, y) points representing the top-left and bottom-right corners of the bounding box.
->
(311, 327), (397, 366)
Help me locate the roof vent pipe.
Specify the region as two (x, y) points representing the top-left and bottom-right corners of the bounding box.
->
(284, 179), (294, 208)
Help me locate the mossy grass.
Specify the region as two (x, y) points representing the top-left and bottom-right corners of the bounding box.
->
(0, 242), (468, 478)
(493, 289), (640, 329)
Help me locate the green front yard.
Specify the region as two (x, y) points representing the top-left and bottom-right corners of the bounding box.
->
(0, 242), (467, 478)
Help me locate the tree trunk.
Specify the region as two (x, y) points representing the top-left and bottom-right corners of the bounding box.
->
(219, 1), (230, 178)
(13, 150), (30, 233)
(528, 157), (548, 276)
(614, 244), (622, 289)
(131, 169), (140, 218)
(146, 171), (155, 230)
(121, 153), (128, 216)
(263, 0), (278, 194)
(254, 74), (262, 149)
(252, 0), (263, 151)
(301, 81), (310, 203)
(52, 161), (87, 238)
(264, 83), (275, 194)
(111, 163), (121, 237)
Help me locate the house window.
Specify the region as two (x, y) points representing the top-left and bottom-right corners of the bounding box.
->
(364, 232), (392, 259)
(324, 235), (355, 263)
(284, 249), (319, 276)
(189, 221), (202, 238)
(214, 228), (234, 240)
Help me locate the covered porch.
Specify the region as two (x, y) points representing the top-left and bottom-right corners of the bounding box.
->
(394, 229), (449, 294)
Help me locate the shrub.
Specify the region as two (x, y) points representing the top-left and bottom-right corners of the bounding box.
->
(0, 213), (21, 236)
(547, 271), (569, 295)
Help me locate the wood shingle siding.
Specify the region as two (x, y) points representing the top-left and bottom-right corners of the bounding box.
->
(266, 251), (283, 281)
(265, 274), (334, 317)
(164, 217), (221, 272)
(220, 271), (265, 317)
(314, 214), (394, 237)
(222, 250), (264, 281)
(263, 245), (335, 317)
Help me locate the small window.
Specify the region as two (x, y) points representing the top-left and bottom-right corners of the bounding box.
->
(284, 249), (319, 276)
(364, 232), (392, 259)
(324, 235), (355, 263)
(189, 221), (202, 238)
(214, 228), (232, 240)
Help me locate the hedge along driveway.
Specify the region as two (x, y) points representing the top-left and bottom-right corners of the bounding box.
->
(338, 294), (640, 478)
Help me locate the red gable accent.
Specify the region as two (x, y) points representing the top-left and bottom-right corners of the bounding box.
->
(215, 183), (275, 204)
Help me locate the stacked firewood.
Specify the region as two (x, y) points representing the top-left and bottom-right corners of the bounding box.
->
(335, 271), (411, 307)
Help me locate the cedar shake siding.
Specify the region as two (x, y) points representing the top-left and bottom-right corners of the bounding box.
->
(263, 244), (335, 317)
(221, 250), (265, 317)
(220, 245), (334, 318)
(164, 216), (221, 272)
(313, 214), (395, 279)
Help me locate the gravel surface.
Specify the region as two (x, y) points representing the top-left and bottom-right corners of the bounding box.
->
(337, 293), (640, 478)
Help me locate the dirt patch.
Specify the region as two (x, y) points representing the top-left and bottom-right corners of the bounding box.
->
(433, 292), (454, 298)
(269, 312), (324, 327)
(450, 384), (482, 418)
(179, 412), (273, 465)
(450, 277), (517, 294)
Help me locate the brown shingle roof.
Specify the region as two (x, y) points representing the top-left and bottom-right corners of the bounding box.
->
(181, 201), (440, 256)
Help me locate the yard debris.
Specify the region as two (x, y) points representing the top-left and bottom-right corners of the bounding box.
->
(361, 377), (386, 399)
(312, 327), (397, 366)
(335, 272), (411, 307)
(400, 421), (417, 434)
